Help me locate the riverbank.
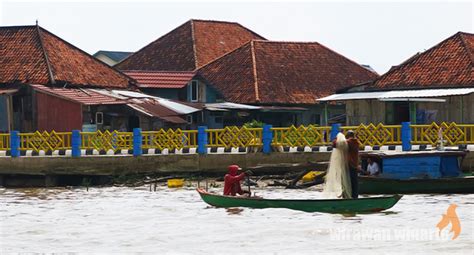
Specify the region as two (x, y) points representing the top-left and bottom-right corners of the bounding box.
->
(0, 152), (329, 187)
(1, 149), (473, 187)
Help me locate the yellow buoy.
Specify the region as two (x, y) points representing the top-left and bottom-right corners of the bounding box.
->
(301, 171), (323, 183)
(167, 178), (184, 188)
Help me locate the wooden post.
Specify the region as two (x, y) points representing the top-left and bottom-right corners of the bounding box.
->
(409, 102), (417, 124)
(6, 95), (13, 132)
(324, 103), (329, 126)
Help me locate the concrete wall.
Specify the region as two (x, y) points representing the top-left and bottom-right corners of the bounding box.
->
(1, 151), (472, 177)
(0, 152), (330, 176)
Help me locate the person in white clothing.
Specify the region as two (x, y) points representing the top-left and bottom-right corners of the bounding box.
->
(365, 158), (380, 176)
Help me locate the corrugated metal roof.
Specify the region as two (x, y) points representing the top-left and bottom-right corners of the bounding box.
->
(90, 89), (199, 114)
(111, 90), (154, 98)
(93, 50), (133, 62)
(318, 88), (474, 101)
(32, 84), (199, 123)
(156, 98), (200, 114)
(259, 106), (308, 111)
(31, 84), (125, 105)
(123, 70), (196, 88)
(127, 103), (187, 124)
(204, 102), (261, 110)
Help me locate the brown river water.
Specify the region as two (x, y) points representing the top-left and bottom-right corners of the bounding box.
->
(1, 185), (473, 254)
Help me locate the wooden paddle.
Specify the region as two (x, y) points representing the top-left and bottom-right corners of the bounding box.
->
(245, 170), (252, 197)
(246, 175), (251, 196)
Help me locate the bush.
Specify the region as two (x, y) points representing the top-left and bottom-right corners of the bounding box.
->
(243, 120), (265, 128)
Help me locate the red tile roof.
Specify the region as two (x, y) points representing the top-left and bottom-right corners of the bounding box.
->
(368, 32), (474, 90)
(123, 70), (195, 88)
(0, 25), (132, 88)
(198, 40), (378, 104)
(31, 84), (124, 105)
(115, 19), (265, 71)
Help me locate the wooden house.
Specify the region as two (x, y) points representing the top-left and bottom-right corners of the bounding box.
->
(0, 25), (200, 132)
(319, 32), (474, 125)
(117, 19), (377, 127)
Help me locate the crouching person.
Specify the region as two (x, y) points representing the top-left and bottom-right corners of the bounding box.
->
(223, 165), (251, 196)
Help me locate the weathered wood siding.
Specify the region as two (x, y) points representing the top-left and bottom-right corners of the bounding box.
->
(36, 92), (82, 131)
(416, 94), (474, 123)
(0, 96), (8, 132)
(346, 100), (385, 125)
(346, 94), (474, 125)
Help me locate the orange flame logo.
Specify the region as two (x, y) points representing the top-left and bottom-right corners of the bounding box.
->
(436, 204), (461, 240)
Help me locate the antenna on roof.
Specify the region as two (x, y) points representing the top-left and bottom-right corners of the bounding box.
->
(36, 19), (38, 26)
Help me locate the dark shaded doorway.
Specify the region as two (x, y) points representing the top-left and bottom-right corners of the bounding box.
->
(394, 102), (410, 124)
(128, 116), (140, 131)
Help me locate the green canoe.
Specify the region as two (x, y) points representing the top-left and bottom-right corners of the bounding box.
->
(197, 188), (402, 214)
(359, 176), (474, 194)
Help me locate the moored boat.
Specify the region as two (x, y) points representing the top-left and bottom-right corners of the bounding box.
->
(359, 175), (474, 194)
(359, 150), (473, 194)
(197, 188), (402, 214)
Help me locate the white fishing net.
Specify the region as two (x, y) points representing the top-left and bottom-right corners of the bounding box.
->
(322, 132), (352, 199)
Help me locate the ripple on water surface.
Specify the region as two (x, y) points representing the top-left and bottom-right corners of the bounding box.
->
(1, 186), (473, 254)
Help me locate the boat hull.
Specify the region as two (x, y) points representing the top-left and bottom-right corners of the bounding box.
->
(359, 176), (474, 194)
(197, 189), (402, 214)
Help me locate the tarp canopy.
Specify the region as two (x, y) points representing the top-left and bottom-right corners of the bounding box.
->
(318, 88), (474, 102)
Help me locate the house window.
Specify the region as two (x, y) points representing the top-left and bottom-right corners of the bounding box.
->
(95, 112), (103, 125)
(190, 80), (199, 102)
(186, 115), (193, 124)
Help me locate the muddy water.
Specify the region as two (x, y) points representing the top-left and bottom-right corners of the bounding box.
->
(1, 186), (473, 254)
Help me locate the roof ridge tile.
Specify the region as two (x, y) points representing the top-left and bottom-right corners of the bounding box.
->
(458, 32), (474, 66)
(190, 19), (199, 69)
(250, 40), (260, 102)
(36, 25), (56, 85)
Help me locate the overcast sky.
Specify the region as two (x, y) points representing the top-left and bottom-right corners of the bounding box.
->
(1, 1), (472, 74)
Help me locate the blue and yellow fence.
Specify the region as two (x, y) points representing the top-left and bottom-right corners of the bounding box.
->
(1, 122), (474, 157)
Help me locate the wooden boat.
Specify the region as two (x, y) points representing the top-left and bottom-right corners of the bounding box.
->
(197, 188), (402, 214)
(358, 150), (473, 194)
(359, 176), (474, 194)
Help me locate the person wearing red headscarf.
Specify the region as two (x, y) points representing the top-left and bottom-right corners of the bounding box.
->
(223, 165), (249, 196)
